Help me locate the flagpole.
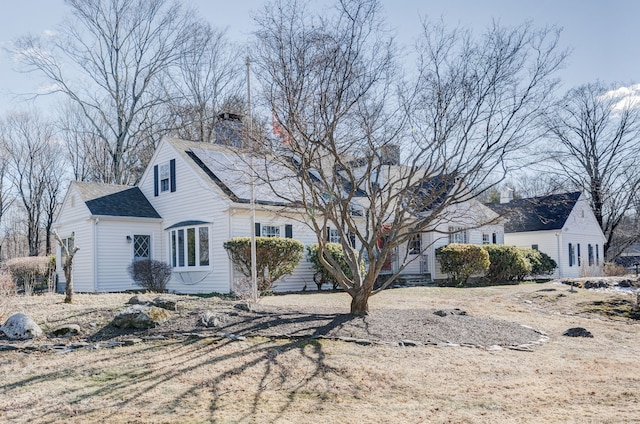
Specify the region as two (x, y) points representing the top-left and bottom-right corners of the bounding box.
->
(246, 56), (258, 304)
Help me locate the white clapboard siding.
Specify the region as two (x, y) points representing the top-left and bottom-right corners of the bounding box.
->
(54, 185), (96, 292)
(138, 139), (233, 294)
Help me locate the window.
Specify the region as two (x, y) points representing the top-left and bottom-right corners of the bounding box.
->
(409, 233), (422, 254)
(133, 235), (150, 260)
(348, 204), (364, 217)
(448, 226), (467, 244)
(262, 225), (281, 238)
(327, 227), (340, 243)
(588, 244), (594, 266)
(154, 159), (176, 196)
(169, 225), (209, 269)
(482, 233), (490, 245)
(160, 164), (170, 192)
(61, 235), (75, 265)
(348, 231), (356, 248)
(577, 243), (582, 266)
(568, 243), (575, 267)
(531, 244), (539, 250)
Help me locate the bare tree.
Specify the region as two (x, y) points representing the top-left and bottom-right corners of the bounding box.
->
(252, 0), (565, 314)
(1, 111), (60, 256)
(0, 142), (15, 259)
(13, 0), (200, 184)
(53, 230), (78, 304)
(545, 82), (640, 259)
(164, 22), (244, 143)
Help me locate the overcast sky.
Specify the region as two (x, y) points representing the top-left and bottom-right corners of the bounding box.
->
(1, 0), (639, 112)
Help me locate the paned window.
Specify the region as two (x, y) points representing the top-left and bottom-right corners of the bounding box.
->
(409, 233), (422, 254)
(448, 226), (467, 244)
(569, 243), (575, 267)
(169, 225), (210, 269)
(327, 228), (340, 243)
(133, 235), (150, 260)
(261, 225), (281, 238)
(160, 164), (170, 192)
(482, 233), (490, 245)
(588, 244), (594, 266)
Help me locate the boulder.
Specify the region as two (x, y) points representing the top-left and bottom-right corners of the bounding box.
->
(563, 327), (593, 338)
(0, 313), (43, 340)
(152, 297), (177, 311)
(112, 305), (172, 329)
(51, 324), (81, 337)
(127, 294), (153, 305)
(199, 311), (228, 328)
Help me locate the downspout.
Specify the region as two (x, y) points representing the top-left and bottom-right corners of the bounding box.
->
(228, 208), (237, 293)
(555, 231), (561, 278)
(94, 218), (99, 291)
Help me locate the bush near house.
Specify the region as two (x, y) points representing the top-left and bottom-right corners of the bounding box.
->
(5, 256), (56, 294)
(223, 237), (304, 292)
(127, 259), (172, 292)
(436, 243), (490, 287)
(482, 245), (532, 283)
(306, 243), (365, 290)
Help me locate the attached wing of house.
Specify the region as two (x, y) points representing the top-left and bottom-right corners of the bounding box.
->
(487, 191), (606, 278)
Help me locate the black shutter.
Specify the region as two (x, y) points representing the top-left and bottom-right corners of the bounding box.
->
(285, 224), (293, 238)
(326, 226), (330, 241)
(255, 222), (261, 237)
(153, 165), (159, 197)
(170, 159), (176, 192)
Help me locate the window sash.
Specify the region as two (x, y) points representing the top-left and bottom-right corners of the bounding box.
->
(261, 225), (281, 238)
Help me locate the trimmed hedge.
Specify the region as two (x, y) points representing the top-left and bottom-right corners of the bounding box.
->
(436, 243), (490, 286)
(521, 248), (557, 276)
(482, 244), (532, 282)
(223, 237), (304, 291)
(306, 243), (364, 290)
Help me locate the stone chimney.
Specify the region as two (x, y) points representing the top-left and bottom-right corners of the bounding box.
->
(500, 187), (514, 204)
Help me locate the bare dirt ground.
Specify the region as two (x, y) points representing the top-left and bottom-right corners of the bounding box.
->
(0, 280), (639, 423)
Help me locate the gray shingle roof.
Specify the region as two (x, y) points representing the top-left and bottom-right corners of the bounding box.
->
(74, 182), (161, 218)
(488, 191), (581, 233)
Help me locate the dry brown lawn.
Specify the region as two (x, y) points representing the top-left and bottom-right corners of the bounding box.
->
(1, 281), (639, 423)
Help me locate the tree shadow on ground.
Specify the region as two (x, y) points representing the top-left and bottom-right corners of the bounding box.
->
(1, 316), (363, 423)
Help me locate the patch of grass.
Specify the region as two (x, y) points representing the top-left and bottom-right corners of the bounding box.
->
(578, 298), (640, 320)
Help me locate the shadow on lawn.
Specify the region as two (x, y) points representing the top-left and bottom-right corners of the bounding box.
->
(1, 316), (360, 423)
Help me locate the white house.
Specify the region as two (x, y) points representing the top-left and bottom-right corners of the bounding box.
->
(489, 191), (606, 278)
(54, 136), (504, 293)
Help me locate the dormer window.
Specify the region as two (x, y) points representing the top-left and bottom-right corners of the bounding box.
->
(160, 164), (170, 192)
(154, 159), (176, 196)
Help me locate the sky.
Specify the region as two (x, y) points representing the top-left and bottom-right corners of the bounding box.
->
(1, 0), (639, 112)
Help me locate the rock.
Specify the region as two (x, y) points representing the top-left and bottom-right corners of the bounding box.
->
(0, 313), (43, 340)
(434, 309), (467, 317)
(152, 297), (177, 311)
(122, 338), (143, 346)
(0, 344), (20, 351)
(199, 311), (228, 328)
(617, 279), (635, 288)
(127, 294), (153, 305)
(112, 305), (172, 329)
(563, 327), (593, 338)
(51, 324), (81, 337)
(234, 301), (252, 312)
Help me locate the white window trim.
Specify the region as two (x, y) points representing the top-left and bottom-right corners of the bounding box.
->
(168, 225), (211, 270)
(261, 225), (281, 238)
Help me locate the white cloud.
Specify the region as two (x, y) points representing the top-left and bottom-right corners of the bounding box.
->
(601, 84), (640, 111)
